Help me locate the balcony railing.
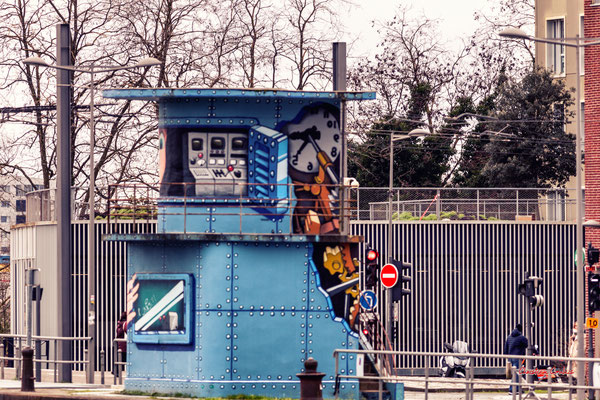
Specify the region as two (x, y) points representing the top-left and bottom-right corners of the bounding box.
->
(353, 187), (578, 222)
(25, 185), (580, 227)
(106, 182), (355, 236)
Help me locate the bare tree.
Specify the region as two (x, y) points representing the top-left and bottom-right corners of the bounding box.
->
(347, 6), (471, 133)
(281, 0), (341, 90)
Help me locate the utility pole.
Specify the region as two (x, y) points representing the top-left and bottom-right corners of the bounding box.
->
(56, 23), (73, 383)
(333, 42), (347, 234)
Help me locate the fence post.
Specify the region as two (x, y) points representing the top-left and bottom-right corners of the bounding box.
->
(113, 341), (117, 386)
(546, 366), (552, 399)
(53, 339), (57, 383)
(183, 184), (187, 234)
(0, 342), (4, 379)
(35, 337), (41, 382)
(288, 184), (293, 234)
(424, 355), (429, 400)
(118, 348), (123, 385)
(436, 189), (441, 219)
(100, 349), (105, 385)
(477, 189), (480, 220)
(17, 336), (22, 379)
(357, 187), (361, 221)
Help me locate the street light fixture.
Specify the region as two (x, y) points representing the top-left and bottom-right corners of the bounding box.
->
(499, 27), (600, 400)
(23, 55), (161, 383)
(386, 127), (434, 345)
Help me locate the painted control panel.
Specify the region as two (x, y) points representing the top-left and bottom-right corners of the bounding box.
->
(188, 132), (248, 196)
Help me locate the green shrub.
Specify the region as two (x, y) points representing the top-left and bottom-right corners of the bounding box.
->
(393, 211), (415, 220)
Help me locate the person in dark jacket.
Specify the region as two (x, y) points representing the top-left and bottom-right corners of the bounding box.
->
(504, 324), (528, 394)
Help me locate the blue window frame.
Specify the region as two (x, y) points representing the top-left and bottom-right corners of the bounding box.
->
(131, 273), (194, 345)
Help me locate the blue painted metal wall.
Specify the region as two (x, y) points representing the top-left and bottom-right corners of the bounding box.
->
(102, 89), (372, 398)
(124, 239), (358, 398)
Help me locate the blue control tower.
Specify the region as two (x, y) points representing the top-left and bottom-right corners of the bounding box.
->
(103, 88), (375, 398)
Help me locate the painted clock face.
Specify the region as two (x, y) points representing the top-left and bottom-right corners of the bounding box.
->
(282, 106), (341, 173)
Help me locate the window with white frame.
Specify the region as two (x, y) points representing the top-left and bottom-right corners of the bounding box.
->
(547, 18), (565, 74)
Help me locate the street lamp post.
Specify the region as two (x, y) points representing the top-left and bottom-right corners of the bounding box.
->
(386, 128), (432, 348)
(499, 27), (600, 400)
(23, 56), (161, 383)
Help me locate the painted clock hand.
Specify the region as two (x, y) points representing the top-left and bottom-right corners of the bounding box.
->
(290, 125), (321, 158)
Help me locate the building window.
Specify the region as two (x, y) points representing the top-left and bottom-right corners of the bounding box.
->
(1, 201), (10, 208)
(15, 185), (25, 196)
(547, 18), (565, 74)
(15, 215), (25, 224)
(0, 216), (9, 223)
(0, 186), (10, 194)
(1, 247), (9, 254)
(15, 199), (25, 212)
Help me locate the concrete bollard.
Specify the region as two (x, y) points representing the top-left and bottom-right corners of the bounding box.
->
(297, 357), (326, 400)
(20, 347), (35, 392)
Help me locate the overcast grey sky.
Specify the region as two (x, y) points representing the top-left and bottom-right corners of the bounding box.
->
(343, 0), (494, 57)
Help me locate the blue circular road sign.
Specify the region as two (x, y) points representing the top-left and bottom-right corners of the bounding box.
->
(359, 290), (378, 311)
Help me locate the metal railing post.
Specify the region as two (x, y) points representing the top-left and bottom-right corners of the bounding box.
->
(183, 183), (187, 234)
(477, 189), (480, 220)
(356, 186), (361, 221)
(288, 184), (293, 234)
(424, 355), (429, 400)
(113, 342), (117, 386)
(133, 185), (137, 233)
(84, 348), (89, 383)
(35, 337), (41, 382)
(53, 339), (57, 383)
(100, 349), (105, 385)
(436, 189), (441, 219)
(118, 348), (123, 385)
(239, 184), (243, 234)
(0, 342), (4, 379)
(547, 366), (552, 400)
(16, 336), (21, 379)
(568, 369), (573, 400)
(378, 377), (383, 400)
(465, 363), (470, 399)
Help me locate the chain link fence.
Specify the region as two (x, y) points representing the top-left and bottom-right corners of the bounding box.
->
(351, 187), (578, 222)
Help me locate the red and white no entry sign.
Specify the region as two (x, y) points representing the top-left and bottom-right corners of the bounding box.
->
(380, 263), (398, 288)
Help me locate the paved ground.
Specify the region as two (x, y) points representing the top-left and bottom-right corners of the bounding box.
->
(0, 369), (586, 400)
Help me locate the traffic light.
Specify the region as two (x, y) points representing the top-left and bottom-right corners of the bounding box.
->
(365, 247), (379, 288)
(588, 273), (600, 313)
(518, 273), (544, 308)
(359, 312), (377, 344)
(391, 259), (411, 301)
(588, 243), (600, 267)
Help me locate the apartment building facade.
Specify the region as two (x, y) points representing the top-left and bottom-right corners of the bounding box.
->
(0, 176), (44, 257)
